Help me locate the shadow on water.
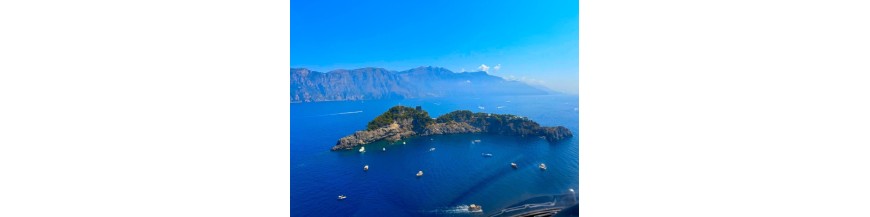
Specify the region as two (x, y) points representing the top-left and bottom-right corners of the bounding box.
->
(446, 164), (513, 206)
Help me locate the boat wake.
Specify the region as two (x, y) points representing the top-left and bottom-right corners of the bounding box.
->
(488, 199), (556, 216)
(315, 110), (363, 116)
(422, 205), (482, 214)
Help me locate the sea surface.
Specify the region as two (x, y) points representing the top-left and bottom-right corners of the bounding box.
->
(291, 95), (579, 217)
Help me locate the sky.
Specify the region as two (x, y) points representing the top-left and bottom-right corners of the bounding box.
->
(291, 0), (578, 94)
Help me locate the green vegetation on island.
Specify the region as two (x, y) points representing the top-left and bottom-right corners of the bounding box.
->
(331, 106), (573, 151)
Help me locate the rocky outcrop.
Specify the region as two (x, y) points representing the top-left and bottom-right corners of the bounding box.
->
(541, 126), (573, 143)
(332, 121), (416, 151)
(330, 106), (573, 151)
(421, 122), (481, 135)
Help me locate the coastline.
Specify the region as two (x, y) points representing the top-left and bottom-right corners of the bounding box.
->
(331, 106), (572, 151)
(487, 193), (578, 217)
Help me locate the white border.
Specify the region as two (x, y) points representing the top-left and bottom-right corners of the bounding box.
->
(1, 1), (290, 216)
(580, 0), (870, 216)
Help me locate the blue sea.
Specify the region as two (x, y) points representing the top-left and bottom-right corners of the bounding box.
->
(291, 95), (579, 216)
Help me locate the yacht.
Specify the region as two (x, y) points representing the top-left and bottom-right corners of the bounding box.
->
(481, 153), (493, 157)
(363, 165), (369, 171)
(403, 141), (406, 145)
(539, 163), (547, 170)
(359, 146), (365, 153)
(382, 147), (386, 152)
(511, 162), (518, 168)
(468, 204), (483, 212)
(337, 195), (347, 200)
(416, 171), (423, 177)
(429, 147), (436, 152)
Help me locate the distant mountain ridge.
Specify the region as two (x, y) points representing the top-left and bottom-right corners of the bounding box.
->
(291, 66), (548, 102)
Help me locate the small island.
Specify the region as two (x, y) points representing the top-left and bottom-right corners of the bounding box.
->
(331, 106), (573, 151)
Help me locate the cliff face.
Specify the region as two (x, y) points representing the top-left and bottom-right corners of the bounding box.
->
(422, 122), (481, 135)
(331, 106), (573, 151)
(291, 66), (548, 103)
(332, 122), (415, 151)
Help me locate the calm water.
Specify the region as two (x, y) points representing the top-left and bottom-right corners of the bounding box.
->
(291, 95), (579, 217)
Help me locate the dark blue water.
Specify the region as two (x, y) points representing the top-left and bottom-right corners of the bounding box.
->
(291, 95), (578, 217)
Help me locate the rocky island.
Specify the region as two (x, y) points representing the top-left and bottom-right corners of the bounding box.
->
(331, 106), (573, 151)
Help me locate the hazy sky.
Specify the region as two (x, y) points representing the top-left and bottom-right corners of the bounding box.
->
(291, 0), (578, 94)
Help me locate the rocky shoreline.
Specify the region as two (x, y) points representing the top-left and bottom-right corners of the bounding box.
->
(331, 106), (572, 151)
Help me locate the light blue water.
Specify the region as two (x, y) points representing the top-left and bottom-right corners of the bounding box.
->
(291, 95), (578, 216)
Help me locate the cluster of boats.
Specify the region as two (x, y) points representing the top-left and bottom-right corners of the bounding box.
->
(342, 139), (549, 206)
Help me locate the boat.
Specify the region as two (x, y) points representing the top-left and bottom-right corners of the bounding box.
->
(416, 171), (423, 177)
(363, 165), (369, 171)
(337, 195), (347, 200)
(429, 147), (435, 152)
(481, 153), (493, 157)
(511, 162), (518, 168)
(382, 147), (386, 152)
(472, 139), (481, 143)
(359, 146), (365, 153)
(478, 106), (485, 110)
(403, 141), (406, 145)
(539, 163), (547, 170)
(468, 204), (483, 212)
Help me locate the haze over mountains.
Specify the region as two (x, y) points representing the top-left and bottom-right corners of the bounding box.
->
(291, 66), (551, 103)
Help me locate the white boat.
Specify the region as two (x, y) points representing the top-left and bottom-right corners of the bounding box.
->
(511, 163), (517, 168)
(478, 106), (485, 110)
(429, 147), (435, 152)
(468, 204), (483, 212)
(403, 141), (406, 145)
(416, 171), (423, 177)
(337, 195), (347, 200)
(363, 165), (369, 171)
(539, 163), (547, 170)
(359, 146), (365, 153)
(481, 153), (493, 157)
(382, 147), (386, 152)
